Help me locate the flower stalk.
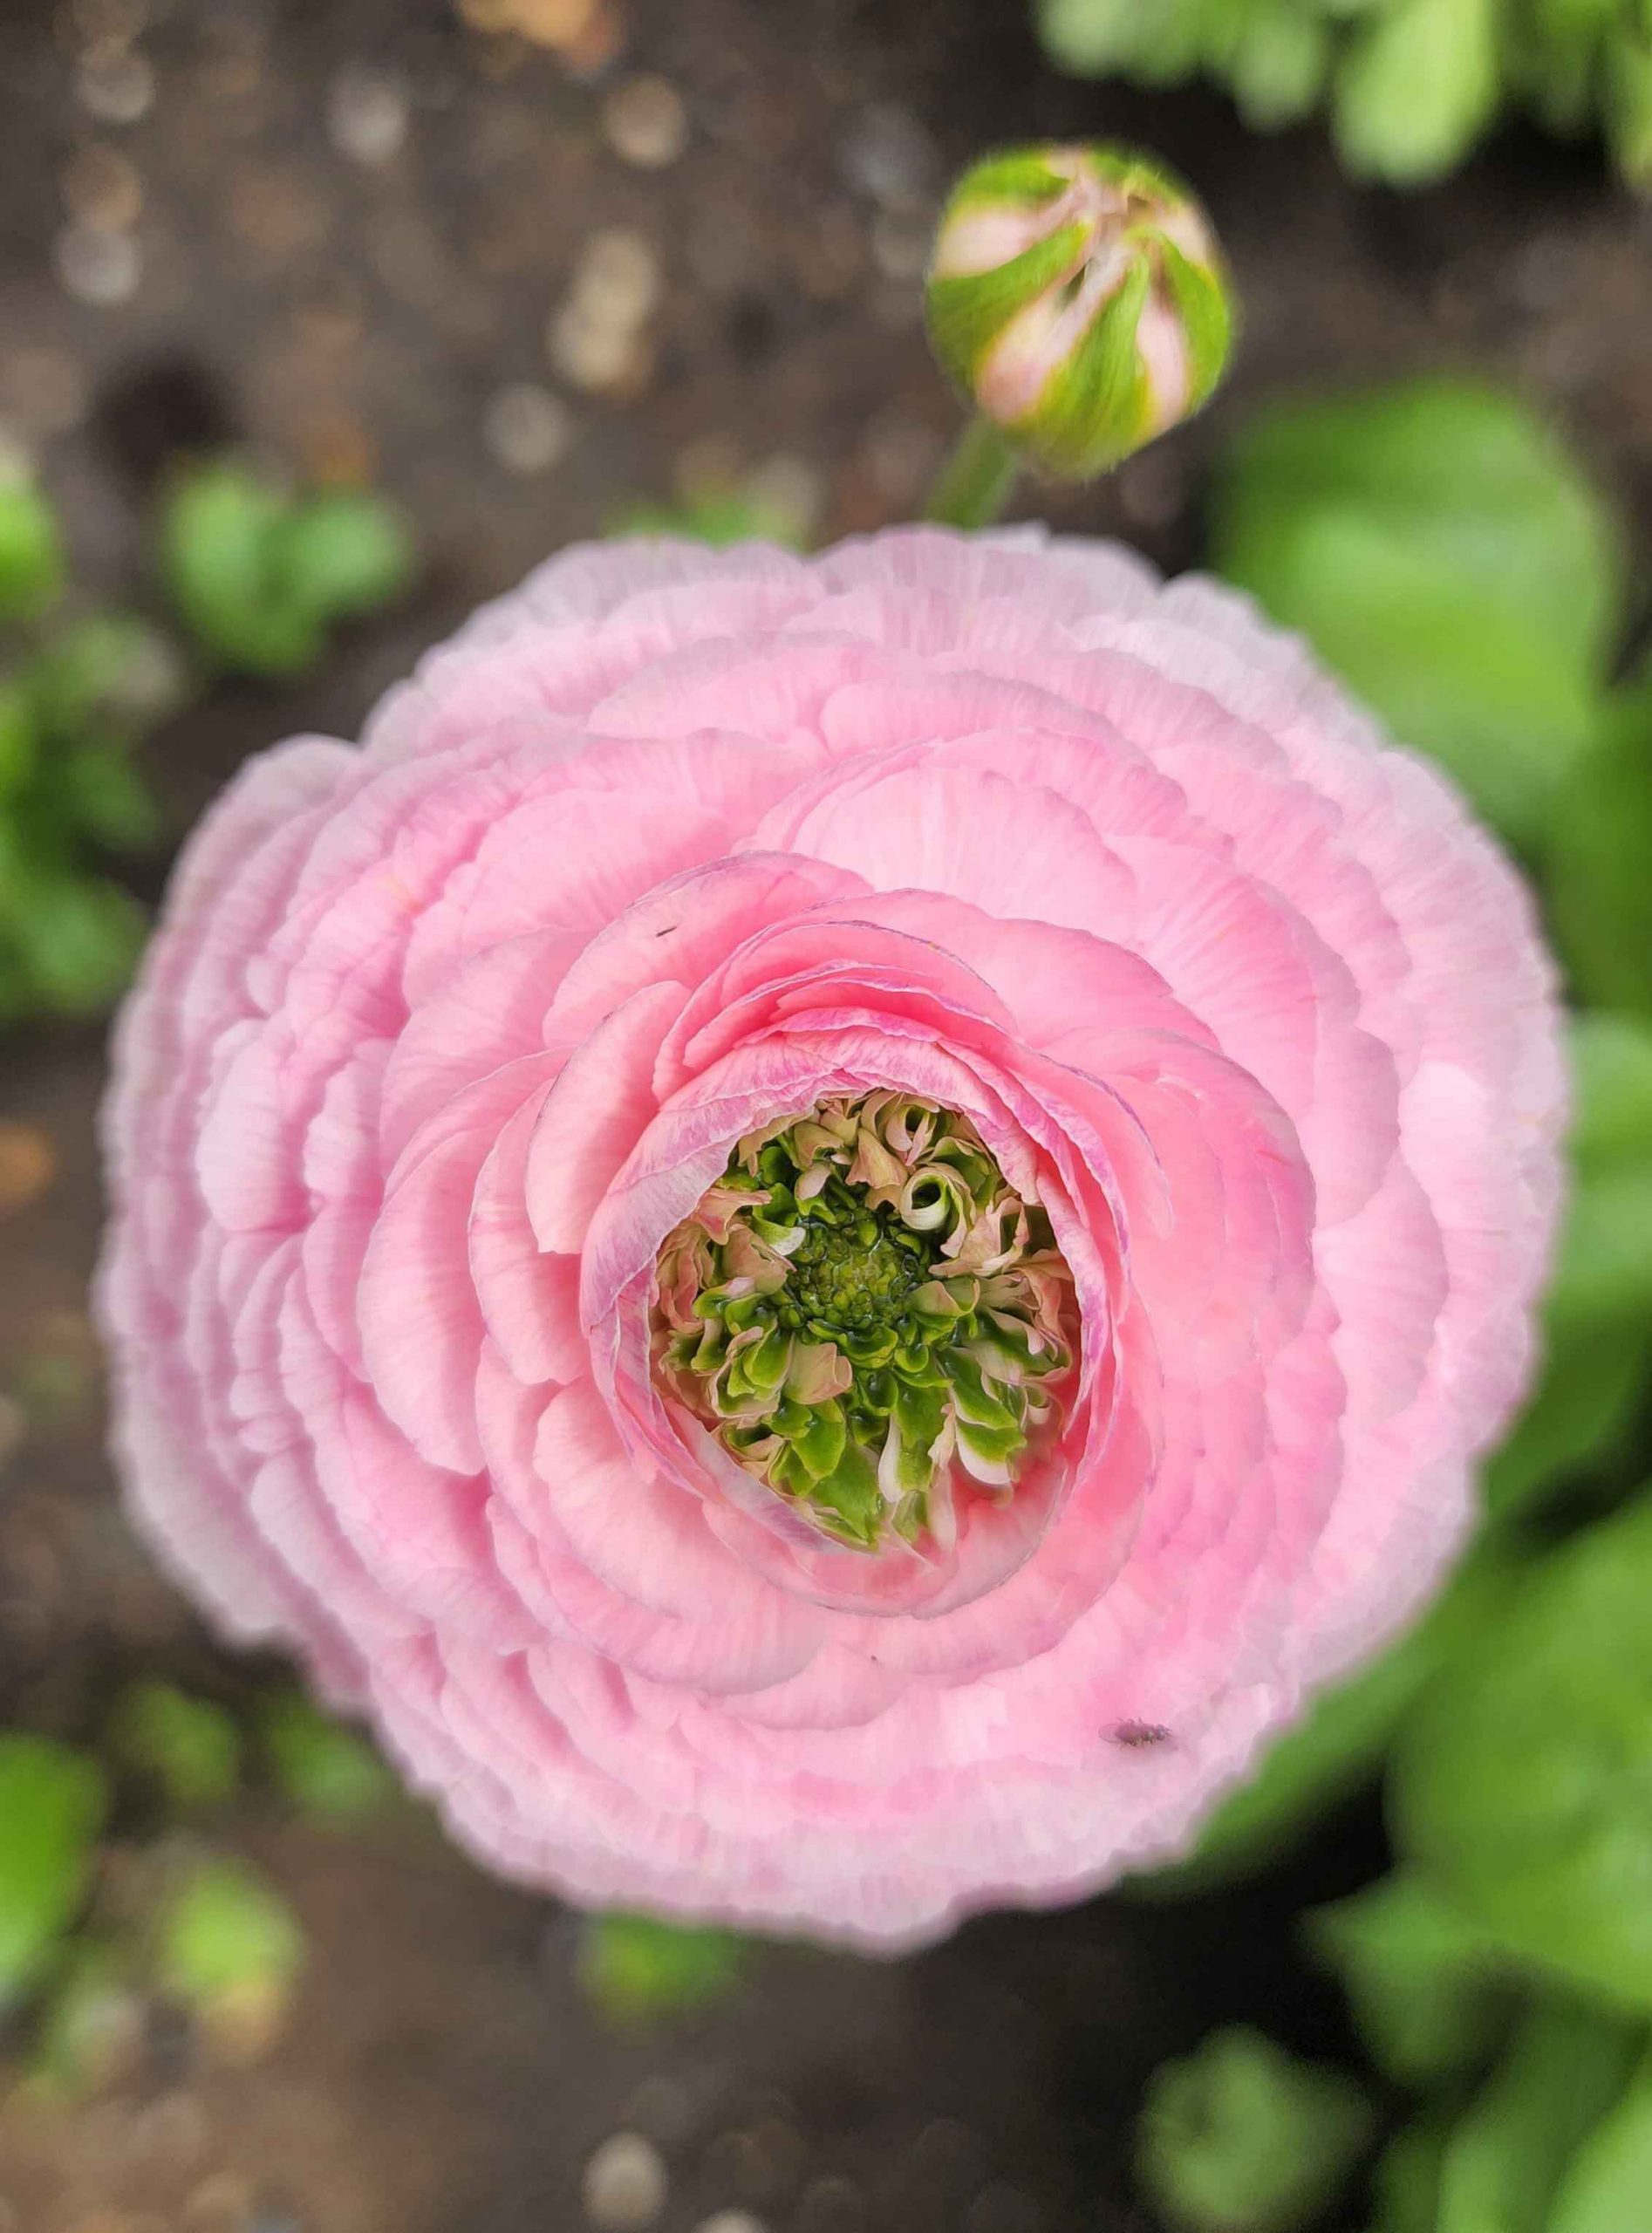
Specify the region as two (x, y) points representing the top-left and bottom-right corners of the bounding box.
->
(924, 415), (1024, 531)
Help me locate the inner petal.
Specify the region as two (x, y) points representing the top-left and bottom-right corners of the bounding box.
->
(650, 1090), (1079, 1557)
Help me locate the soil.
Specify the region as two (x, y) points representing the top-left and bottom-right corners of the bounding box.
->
(0, 2), (1649, 2229)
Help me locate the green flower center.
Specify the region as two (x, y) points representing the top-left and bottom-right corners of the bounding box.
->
(651, 1092), (1077, 1554)
(779, 1215), (925, 1335)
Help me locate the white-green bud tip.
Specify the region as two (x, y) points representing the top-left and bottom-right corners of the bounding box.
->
(925, 143), (1235, 481)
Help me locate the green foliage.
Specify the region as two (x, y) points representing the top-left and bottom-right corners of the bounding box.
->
(0, 1735), (107, 2011)
(0, 471), (177, 1024)
(611, 486), (809, 550)
(1034, 0), (1652, 188)
(0, 470), (66, 621)
(1335, 0), (1503, 183)
(1211, 379), (1625, 847)
(0, 454), (415, 1028)
(0, 857), (148, 1025)
(1550, 2049), (1652, 2233)
(577, 1910), (750, 2024)
(1306, 1873), (1510, 2087)
(1368, 2116), (1451, 2233)
(160, 461), (414, 678)
(1431, 1999), (1641, 2233)
(1549, 660), (1652, 1016)
(1546, 1041), (1652, 1338)
(155, 1854), (304, 2013)
(1136, 2024), (1376, 2233)
(0, 1683), (340, 2089)
(1391, 1492), (1652, 2011)
(110, 1682), (242, 1814)
(259, 1690), (395, 1824)
(1485, 1013), (1652, 1515)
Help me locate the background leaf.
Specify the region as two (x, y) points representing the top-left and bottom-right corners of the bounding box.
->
(1334, 0), (1502, 185)
(1306, 1872), (1510, 2086)
(0, 472), (65, 622)
(156, 1854), (304, 2013)
(577, 1910), (750, 2024)
(259, 1691), (395, 1824)
(1432, 1999), (1640, 2233)
(1136, 2024), (1376, 2233)
(1211, 379), (1624, 847)
(1549, 665), (1652, 1015)
(110, 1682), (242, 1814)
(1551, 2049), (1652, 2233)
(1392, 1492), (1652, 2009)
(0, 1735), (107, 2011)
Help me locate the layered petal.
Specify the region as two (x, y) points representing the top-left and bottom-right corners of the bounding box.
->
(98, 527), (1565, 1950)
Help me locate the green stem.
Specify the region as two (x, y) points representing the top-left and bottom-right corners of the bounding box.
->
(924, 416), (1021, 530)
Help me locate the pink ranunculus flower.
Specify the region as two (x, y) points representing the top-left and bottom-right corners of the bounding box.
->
(97, 529), (1564, 1950)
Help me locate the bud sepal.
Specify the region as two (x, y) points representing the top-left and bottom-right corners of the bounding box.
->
(926, 142), (1234, 482)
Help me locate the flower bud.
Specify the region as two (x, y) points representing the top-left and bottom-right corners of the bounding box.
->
(925, 143), (1234, 481)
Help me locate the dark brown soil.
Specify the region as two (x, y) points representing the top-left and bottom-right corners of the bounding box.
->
(1, 2), (1649, 2228)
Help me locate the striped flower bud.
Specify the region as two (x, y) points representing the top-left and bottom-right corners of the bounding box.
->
(926, 143), (1234, 480)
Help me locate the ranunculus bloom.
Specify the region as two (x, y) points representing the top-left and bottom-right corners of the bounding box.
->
(98, 530), (1564, 1949)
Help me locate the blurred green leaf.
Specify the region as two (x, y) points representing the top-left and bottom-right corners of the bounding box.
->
(1547, 1165), (1652, 1332)
(1334, 0), (1502, 184)
(1545, 1014), (1652, 1335)
(0, 472), (65, 622)
(1035, 0), (1652, 188)
(2, 871), (148, 1017)
(1605, 34), (1652, 185)
(1571, 1013), (1652, 1164)
(0, 1734), (107, 2011)
(156, 1854), (304, 2012)
(1485, 1014), (1652, 1516)
(611, 488), (808, 550)
(1434, 1999), (1640, 2233)
(159, 462), (324, 679)
(1367, 2116), (1451, 2233)
(56, 740), (163, 855)
(160, 464), (413, 676)
(1550, 667), (1652, 1016)
(1231, 8), (1333, 124)
(0, 610), (170, 1030)
(111, 1683), (242, 1815)
(273, 492), (415, 622)
(1483, 1315), (1649, 1519)
(1137, 2025), (1376, 2233)
(0, 680), (38, 800)
(577, 1910), (750, 2024)
(1392, 1491), (1652, 2008)
(259, 1690), (395, 1825)
(1306, 1872), (1510, 2086)
(1035, 0), (1212, 79)
(1551, 2047), (1652, 2233)
(1517, 0), (1621, 133)
(1212, 379), (1624, 845)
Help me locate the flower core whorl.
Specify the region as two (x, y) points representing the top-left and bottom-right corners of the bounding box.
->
(652, 1093), (1078, 1554)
